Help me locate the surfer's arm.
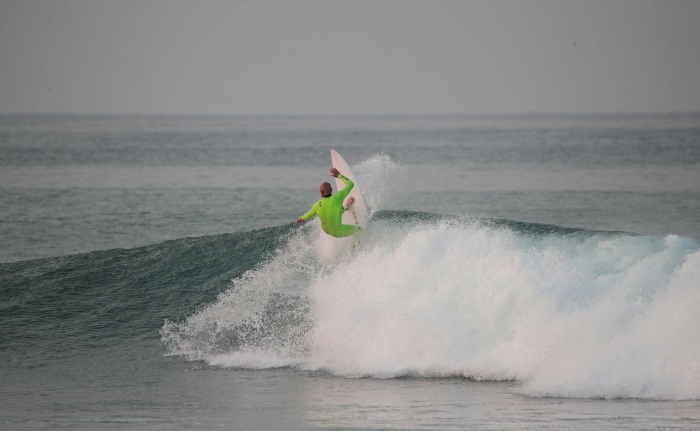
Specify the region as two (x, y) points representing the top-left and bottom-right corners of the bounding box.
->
(342, 196), (355, 212)
(296, 202), (319, 224)
(335, 174), (354, 201)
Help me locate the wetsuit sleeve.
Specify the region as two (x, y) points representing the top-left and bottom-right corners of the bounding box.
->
(299, 201), (320, 221)
(335, 174), (354, 201)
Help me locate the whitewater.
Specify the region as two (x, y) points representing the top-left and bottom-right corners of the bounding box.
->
(162, 155), (700, 401)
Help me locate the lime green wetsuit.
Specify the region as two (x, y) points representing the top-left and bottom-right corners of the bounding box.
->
(299, 174), (359, 238)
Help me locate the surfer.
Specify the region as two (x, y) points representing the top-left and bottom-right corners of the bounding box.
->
(296, 167), (359, 238)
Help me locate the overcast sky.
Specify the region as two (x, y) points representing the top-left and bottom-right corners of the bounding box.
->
(1, 0), (699, 115)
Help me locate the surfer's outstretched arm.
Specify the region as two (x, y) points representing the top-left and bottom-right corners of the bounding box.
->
(330, 168), (354, 201)
(296, 201), (320, 224)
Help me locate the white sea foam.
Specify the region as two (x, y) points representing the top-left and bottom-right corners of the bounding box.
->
(178, 215), (700, 400)
(308, 222), (700, 400)
(165, 155), (700, 400)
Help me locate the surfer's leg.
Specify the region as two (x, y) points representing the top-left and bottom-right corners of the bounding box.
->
(335, 224), (360, 238)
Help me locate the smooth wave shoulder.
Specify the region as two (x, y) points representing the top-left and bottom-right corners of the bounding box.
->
(374, 209), (634, 238)
(0, 225), (295, 349)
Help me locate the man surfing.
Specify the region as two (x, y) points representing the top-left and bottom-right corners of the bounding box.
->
(296, 167), (358, 238)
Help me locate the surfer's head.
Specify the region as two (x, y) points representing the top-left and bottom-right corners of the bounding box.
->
(319, 182), (332, 198)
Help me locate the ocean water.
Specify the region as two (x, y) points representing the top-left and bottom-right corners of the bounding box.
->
(1, 113), (700, 430)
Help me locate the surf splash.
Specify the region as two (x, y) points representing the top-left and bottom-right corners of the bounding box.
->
(308, 221), (700, 400)
(161, 156), (700, 401)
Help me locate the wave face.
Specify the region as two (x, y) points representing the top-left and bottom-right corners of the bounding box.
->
(160, 212), (700, 401)
(0, 227), (289, 356)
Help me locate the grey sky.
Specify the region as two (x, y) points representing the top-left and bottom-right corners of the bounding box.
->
(1, 0), (699, 115)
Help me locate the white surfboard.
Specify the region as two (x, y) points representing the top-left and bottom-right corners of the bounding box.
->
(319, 150), (369, 260)
(331, 149), (369, 229)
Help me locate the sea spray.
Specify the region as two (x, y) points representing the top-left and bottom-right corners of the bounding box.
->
(351, 152), (402, 214)
(160, 226), (319, 362)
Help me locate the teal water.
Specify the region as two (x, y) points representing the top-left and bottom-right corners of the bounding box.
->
(1, 114), (700, 429)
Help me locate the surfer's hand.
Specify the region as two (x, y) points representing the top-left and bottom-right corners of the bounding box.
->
(295, 218), (304, 225)
(330, 168), (340, 178)
(345, 197), (355, 208)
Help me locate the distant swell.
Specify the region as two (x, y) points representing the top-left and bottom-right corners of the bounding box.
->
(159, 212), (700, 401)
